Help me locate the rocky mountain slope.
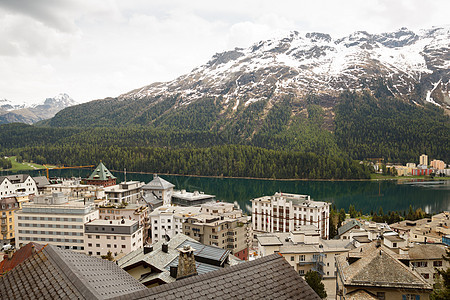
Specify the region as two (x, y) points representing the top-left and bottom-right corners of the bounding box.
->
(120, 26), (449, 109)
(46, 26), (449, 137)
(0, 94), (77, 124)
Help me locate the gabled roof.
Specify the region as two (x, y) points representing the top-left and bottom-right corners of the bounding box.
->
(336, 242), (432, 291)
(87, 162), (116, 181)
(126, 254), (321, 300)
(0, 174), (31, 184)
(0, 244), (147, 299)
(338, 219), (363, 236)
(32, 176), (50, 187)
(0, 242), (44, 275)
(142, 174), (174, 190)
(407, 244), (447, 260)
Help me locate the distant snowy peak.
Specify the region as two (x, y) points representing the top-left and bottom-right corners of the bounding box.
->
(0, 93), (78, 125)
(120, 26), (450, 110)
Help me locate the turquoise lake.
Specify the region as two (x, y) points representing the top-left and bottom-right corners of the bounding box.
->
(4, 168), (449, 215)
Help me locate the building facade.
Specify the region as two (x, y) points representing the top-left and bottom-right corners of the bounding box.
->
(252, 192), (330, 239)
(142, 174), (174, 206)
(183, 202), (252, 260)
(1, 194), (32, 247)
(0, 174), (37, 198)
(431, 160), (446, 170)
(84, 219), (143, 257)
(14, 193), (99, 252)
(420, 154), (428, 166)
(149, 206), (201, 243)
(104, 181), (144, 204)
(257, 228), (351, 278)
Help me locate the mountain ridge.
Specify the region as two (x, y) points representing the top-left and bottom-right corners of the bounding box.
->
(0, 93), (77, 124)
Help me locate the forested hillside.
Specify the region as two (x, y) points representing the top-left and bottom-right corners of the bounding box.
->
(1, 90), (448, 180)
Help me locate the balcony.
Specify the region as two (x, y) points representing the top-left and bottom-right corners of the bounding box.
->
(311, 266), (325, 276)
(298, 261), (313, 266)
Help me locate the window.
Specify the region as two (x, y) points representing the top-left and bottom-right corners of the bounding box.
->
(121, 245), (126, 249)
(290, 256), (294, 262)
(433, 261), (443, 267)
(299, 255), (305, 261)
(107, 244), (111, 248)
(421, 273), (429, 279)
(299, 270), (305, 275)
(96, 252), (100, 256)
(106, 236), (111, 239)
(121, 237), (125, 240)
(88, 243), (92, 247)
(376, 292), (385, 300)
(96, 244), (100, 247)
(96, 235), (100, 239)
(393, 242), (397, 247)
(402, 295), (419, 300)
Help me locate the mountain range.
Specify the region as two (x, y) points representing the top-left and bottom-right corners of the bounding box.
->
(0, 94), (77, 124)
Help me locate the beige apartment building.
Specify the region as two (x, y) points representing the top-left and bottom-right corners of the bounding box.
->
(183, 203), (252, 260)
(84, 219), (143, 258)
(257, 226), (351, 278)
(252, 192), (330, 239)
(1, 194), (32, 247)
(104, 181), (144, 204)
(15, 193), (99, 252)
(420, 154), (428, 166)
(431, 159), (446, 170)
(98, 203), (150, 243)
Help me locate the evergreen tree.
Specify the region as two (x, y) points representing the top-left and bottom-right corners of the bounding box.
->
(305, 270), (327, 299)
(431, 249), (450, 300)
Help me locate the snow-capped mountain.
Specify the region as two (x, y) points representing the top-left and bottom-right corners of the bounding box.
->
(120, 26), (449, 110)
(0, 93), (77, 124)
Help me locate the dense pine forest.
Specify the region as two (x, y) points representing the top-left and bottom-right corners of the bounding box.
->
(1, 91), (448, 179)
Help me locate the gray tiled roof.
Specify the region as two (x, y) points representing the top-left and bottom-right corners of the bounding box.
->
(336, 242), (432, 290)
(338, 220), (362, 236)
(0, 244), (148, 299)
(121, 254), (321, 300)
(407, 244), (447, 260)
(142, 175), (175, 190)
(32, 175), (50, 187)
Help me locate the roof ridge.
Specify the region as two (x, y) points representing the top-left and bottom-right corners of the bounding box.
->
(137, 254), (282, 298)
(43, 245), (100, 299)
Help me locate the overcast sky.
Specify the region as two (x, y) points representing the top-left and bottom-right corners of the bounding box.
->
(1, 0), (448, 104)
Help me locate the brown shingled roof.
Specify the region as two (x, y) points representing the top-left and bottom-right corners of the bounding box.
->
(121, 254), (321, 300)
(0, 242), (44, 276)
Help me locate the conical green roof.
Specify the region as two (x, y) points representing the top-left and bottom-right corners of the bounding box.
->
(87, 162), (116, 180)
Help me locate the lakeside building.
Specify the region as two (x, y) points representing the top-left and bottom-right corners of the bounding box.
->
(1, 194), (32, 247)
(390, 211), (450, 244)
(98, 203), (150, 243)
(251, 192), (330, 239)
(335, 241), (433, 300)
(171, 189), (216, 206)
(14, 192), (99, 252)
(0, 174), (38, 198)
(84, 219), (143, 258)
(257, 227), (351, 278)
(142, 174), (174, 206)
(420, 154), (428, 166)
(183, 202), (252, 260)
(84, 162), (116, 187)
(104, 180), (144, 204)
(149, 205), (201, 243)
(431, 159), (446, 170)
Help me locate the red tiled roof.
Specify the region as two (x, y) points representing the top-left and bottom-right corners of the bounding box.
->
(0, 242), (44, 276)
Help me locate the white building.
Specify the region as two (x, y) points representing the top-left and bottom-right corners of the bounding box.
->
(104, 181), (144, 204)
(251, 192), (330, 239)
(149, 205), (201, 243)
(171, 190), (216, 206)
(256, 227), (351, 278)
(142, 175), (174, 206)
(84, 219), (143, 257)
(15, 193), (99, 252)
(0, 174), (37, 198)
(44, 178), (106, 200)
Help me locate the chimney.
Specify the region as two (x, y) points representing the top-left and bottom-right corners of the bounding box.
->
(176, 245), (197, 280)
(7, 250), (14, 260)
(162, 242), (169, 253)
(144, 246), (153, 254)
(170, 266), (178, 278)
